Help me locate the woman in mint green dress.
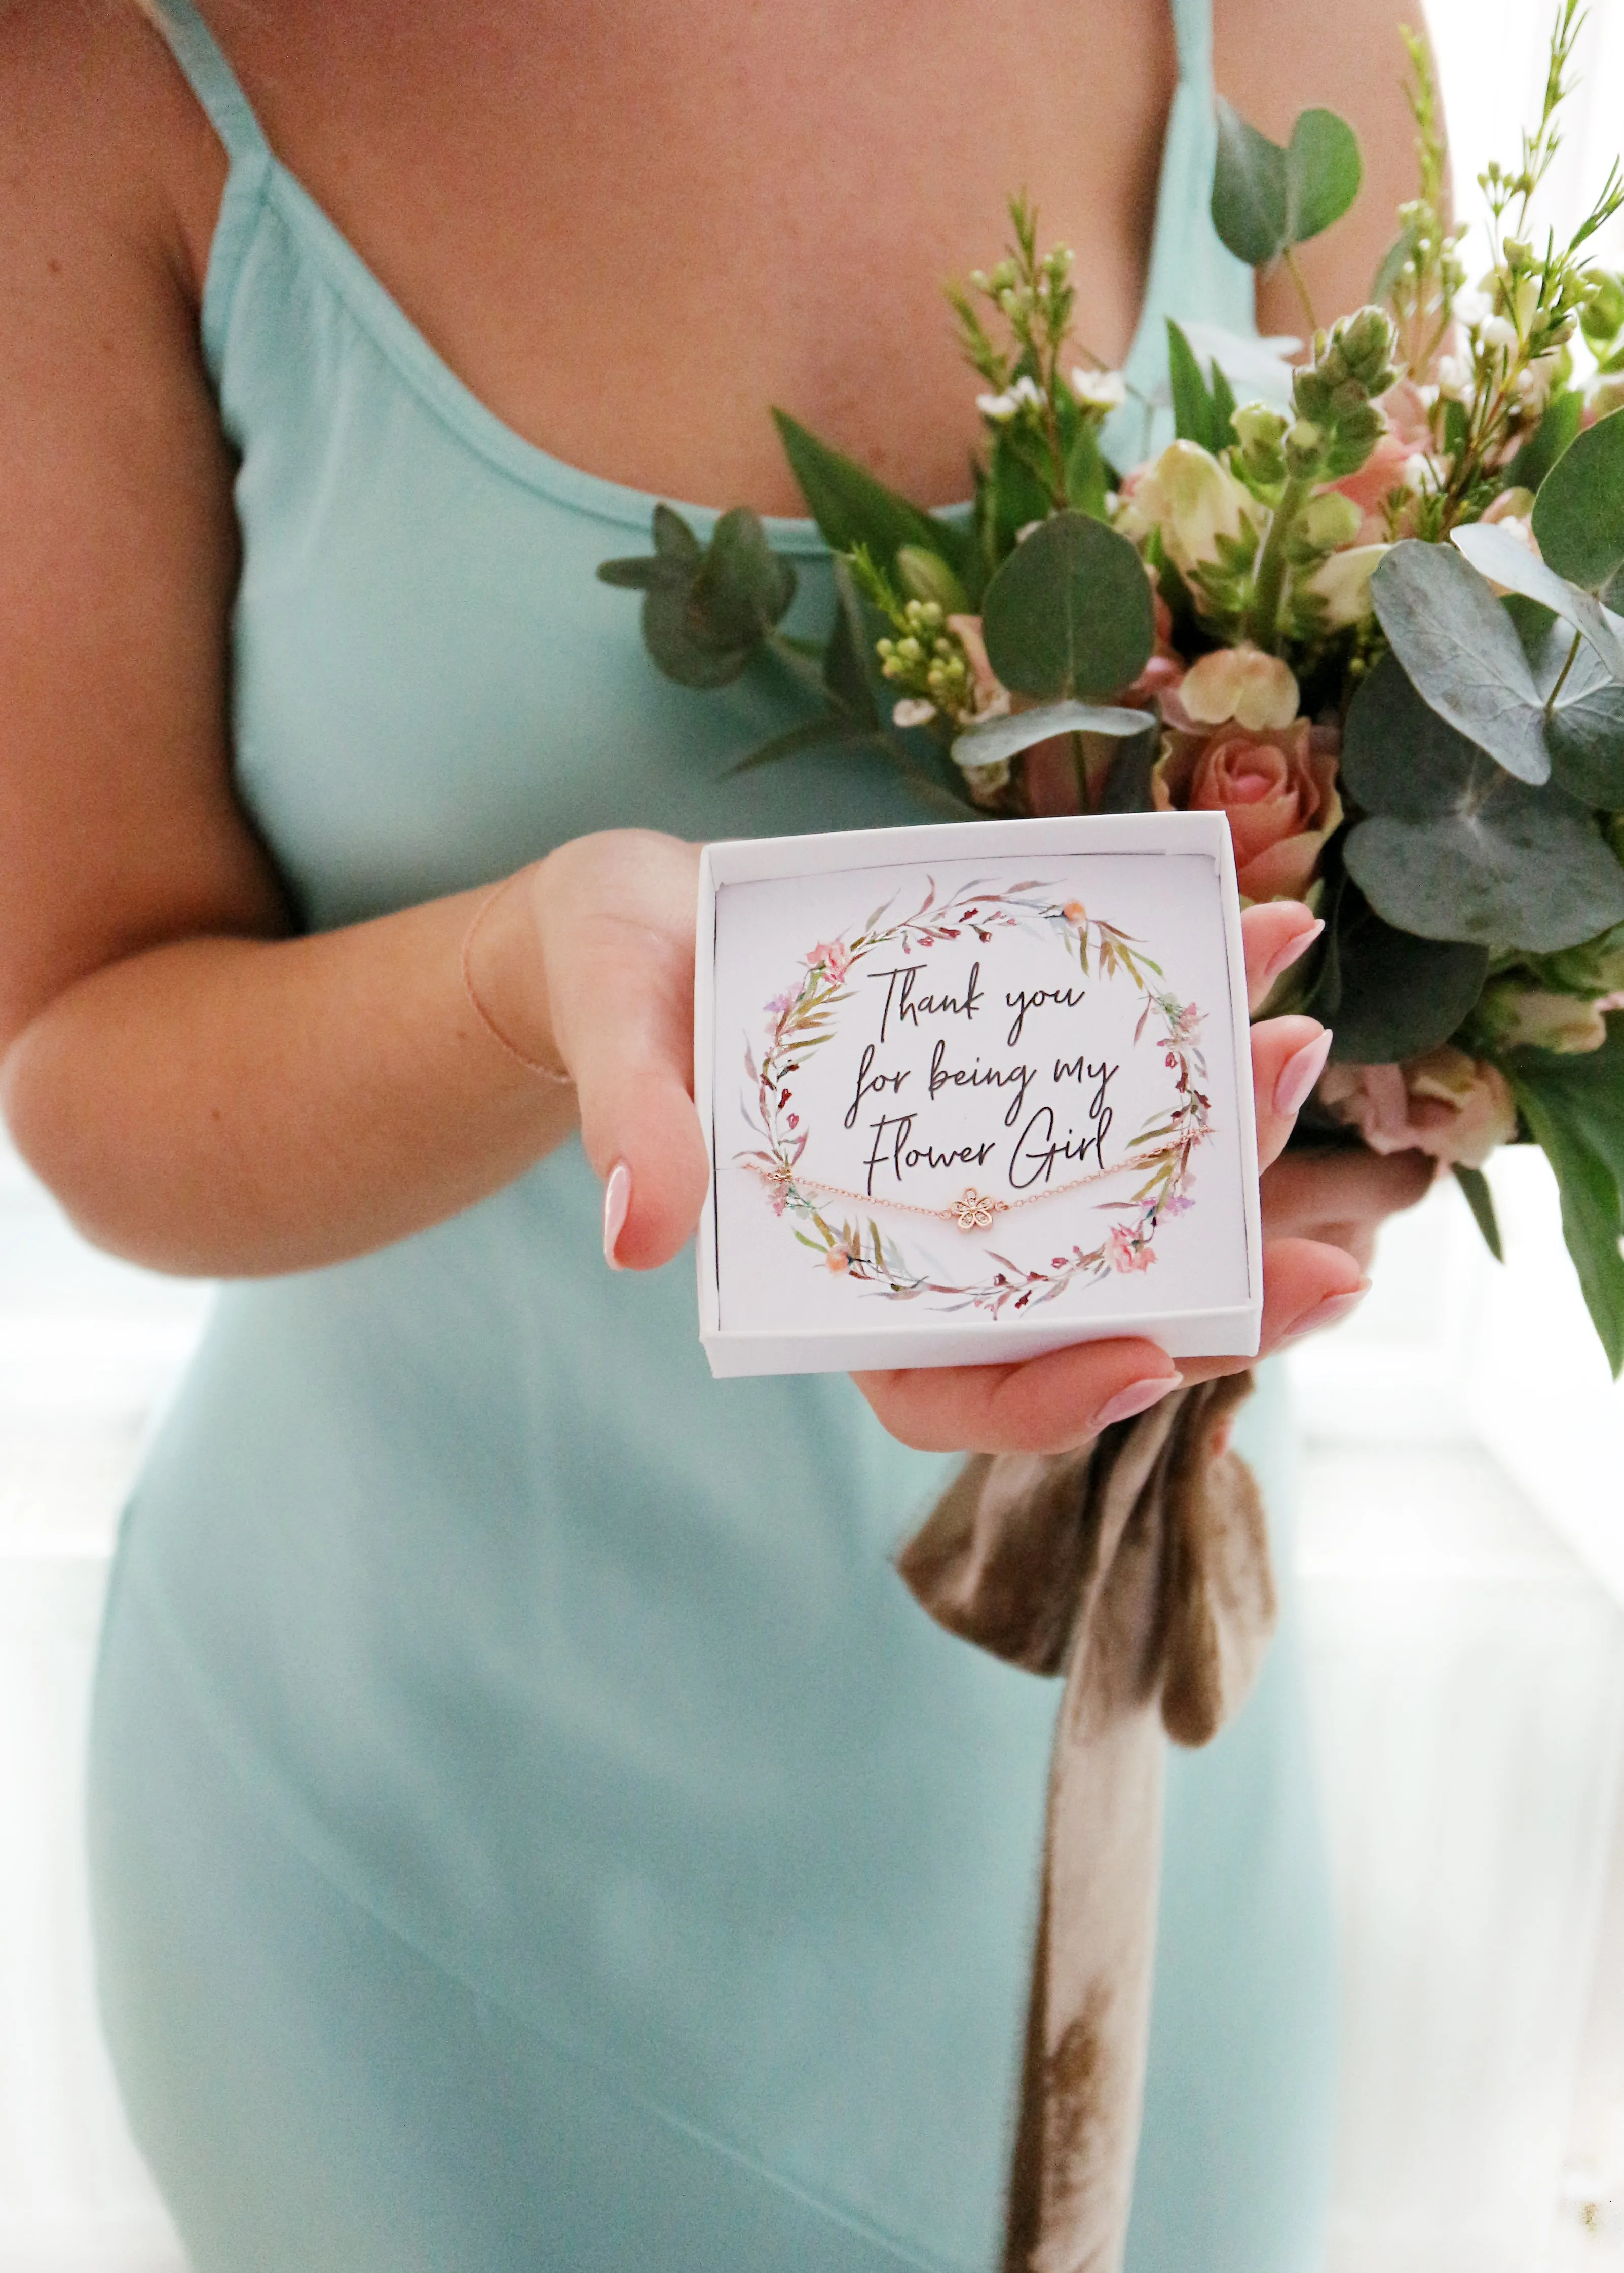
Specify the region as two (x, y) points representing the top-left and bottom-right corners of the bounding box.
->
(0, 3), (1430, 2265)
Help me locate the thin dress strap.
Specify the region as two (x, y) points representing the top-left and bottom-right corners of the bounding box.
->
(1168, 0), (1214, 88)
(135, 0), (270, 165)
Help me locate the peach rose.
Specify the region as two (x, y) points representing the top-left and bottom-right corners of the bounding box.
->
(1153, 717), (1343, 900)
(1319, 1046), (1518, 1170)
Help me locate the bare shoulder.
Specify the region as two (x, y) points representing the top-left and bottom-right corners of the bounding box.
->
(1214, 0), (1434, 327)
(0, 0), (286, 1052)
(0, 0), (223, 298)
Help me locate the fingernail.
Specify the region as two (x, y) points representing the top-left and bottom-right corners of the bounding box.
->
(602, 1161), (631, 1271)
(1273, 1025), (1334, 1119)
(1264, 916), (1324, 989)
(1092, 1372), (1184, 1430)
(1279, 1280), (1371, 1344)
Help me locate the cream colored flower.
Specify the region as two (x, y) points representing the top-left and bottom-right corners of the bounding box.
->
(1178, 644), (1300, 733)
(1304, 543), (1389, 627)
(1120, 440), (1257, 580)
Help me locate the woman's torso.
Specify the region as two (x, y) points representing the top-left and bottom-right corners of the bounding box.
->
(107, 5), (1255, 2264)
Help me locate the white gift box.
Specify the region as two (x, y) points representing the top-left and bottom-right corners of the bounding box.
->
(695, 811), (1262, 1378)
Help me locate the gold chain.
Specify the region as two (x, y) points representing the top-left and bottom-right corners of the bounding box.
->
(755, 1146), (1178, 1234)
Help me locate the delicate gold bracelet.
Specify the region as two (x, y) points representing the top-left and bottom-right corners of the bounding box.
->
(753, 1147), (1178, 1233)
(459, 879), (575, 1085)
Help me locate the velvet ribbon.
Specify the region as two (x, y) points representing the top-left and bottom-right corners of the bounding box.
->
(898, 1373), (1275, 2273)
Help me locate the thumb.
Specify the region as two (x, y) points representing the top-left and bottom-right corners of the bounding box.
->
(538, 837), (710, 1271)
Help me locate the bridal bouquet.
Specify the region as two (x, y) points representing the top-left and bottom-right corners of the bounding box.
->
(602, 2), (1624, 1371)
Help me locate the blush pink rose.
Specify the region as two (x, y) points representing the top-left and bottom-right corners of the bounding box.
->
(1318, 1046), (1518, 1170)
(1153, 718), (1343, 900)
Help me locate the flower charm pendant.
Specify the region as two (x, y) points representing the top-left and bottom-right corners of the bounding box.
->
(950, 1188), (1006, 1233)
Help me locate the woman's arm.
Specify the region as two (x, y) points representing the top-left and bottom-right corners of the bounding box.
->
(0, 6), (611, 1275)
(1217, 0), (1445, 337)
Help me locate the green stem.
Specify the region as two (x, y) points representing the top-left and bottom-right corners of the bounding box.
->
(1282, 247), (1320, 337)
(1244, 475), (1312, 652)
(1544, 626), (1583, 715)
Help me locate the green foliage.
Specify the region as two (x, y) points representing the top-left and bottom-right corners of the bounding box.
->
(1211, 100), (1362, 272)
(1166, 320), (1238, 454)
(1452, 520), (1624, 678)
(1375, 28), (1465, 369)
(950, 699), (1157, 774)
(597, 504), (796, 688)
(1453, 1164), (1505, 1262)
(769, 410), (976, 588)
(1370, 541), (1551, 784)
(1531, 407), (1624, 593)
(979, 511), (1155, 700)
(1508, 1014), (1624, 1374)
(1341, 654), (1624, 949)
(1504, 387), (1582, 493)
(1305, 859), (1490, 1062)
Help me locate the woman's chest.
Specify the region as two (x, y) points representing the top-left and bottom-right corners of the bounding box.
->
(184, 0), (1178, 515)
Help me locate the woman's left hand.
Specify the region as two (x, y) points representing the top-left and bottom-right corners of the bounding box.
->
(853, 901), (1431, 1457)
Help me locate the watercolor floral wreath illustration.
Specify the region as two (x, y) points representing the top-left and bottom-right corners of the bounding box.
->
(737, 878), (1216, 1316)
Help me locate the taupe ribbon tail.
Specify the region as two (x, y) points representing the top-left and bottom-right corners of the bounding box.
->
(897, 1373), (1276, 2273)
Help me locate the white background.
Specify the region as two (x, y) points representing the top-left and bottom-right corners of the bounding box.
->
(6, 5), (1624, 2267)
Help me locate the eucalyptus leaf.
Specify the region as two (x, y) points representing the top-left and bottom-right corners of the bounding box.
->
(1342, 653), (1624, 948)
(1212, 99), (1290, 267)
(653, 502), (703, 563)
(1307, 866), (1489, 1060)
(641, 583), (754, 688)
(688, 507), (797, 652)
(1531, 406), (1624, 592)
(1099, 729), (1161, 813)
(1451, 521), (1624, 679)
(1212, 100), (1361, 270)
(1345, 794), (1624, 951)
(980, 511), (1154, 700)
(1370, 541), (1551, 785)
(771, 409), (974, 583)
(951, 699), (1155, 771)
(1286, 108), (1363, 243)
(1529, 619), (1624, 805)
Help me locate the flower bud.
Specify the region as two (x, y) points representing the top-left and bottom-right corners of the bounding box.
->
(1582, 270), (1624, 350)
(1475, 981), (1609, 1055)
(895, 547), (970, 615)
(1298, 490), (1364, 552)
(1317, 307), (1400, 400)
(1540, 920), (1624, 997)
(1285, 418), (1326, 477)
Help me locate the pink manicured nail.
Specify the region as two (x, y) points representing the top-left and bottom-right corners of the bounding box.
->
(602, 1162), (631, 1271)
(1273, 1026), (1334, 1119)
(1278, 1281), (1371, 1344)
(1263, 917), (1324, 989)
(1092, 1372), (1184, 1430)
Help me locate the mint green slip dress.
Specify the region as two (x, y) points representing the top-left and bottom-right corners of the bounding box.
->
(88, 7), (1337, 2267)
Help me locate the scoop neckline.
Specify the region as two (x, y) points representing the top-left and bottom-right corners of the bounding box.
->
(204, 36), (1190, 548)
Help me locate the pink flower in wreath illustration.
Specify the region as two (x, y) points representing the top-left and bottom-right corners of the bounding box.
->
(807, 940), (853, 985)
(1108, 1224), (1157, 1274)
